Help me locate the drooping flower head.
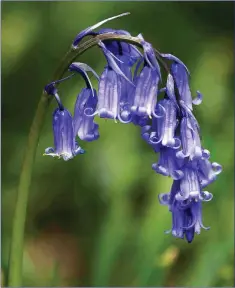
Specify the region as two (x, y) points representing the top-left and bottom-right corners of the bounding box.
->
(43, 14), (223, 243)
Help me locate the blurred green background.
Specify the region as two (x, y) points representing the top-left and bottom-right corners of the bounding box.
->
(2, 1), (234, 287)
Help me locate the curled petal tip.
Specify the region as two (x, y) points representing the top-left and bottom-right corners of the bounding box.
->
(158, 193), (170, 205)
(212, 162), (222, 175)
(202, 149), (210, 159)
(149, 135), (161, 145)
(172, 138), (181, 150)
(192, 91), (203, 105)
(117, 113), (132, 124)
(44, 147), (54, 154)
(152, 104), (165, 118)
(200, 223), (210, 230)
(200, 191), (213, 202)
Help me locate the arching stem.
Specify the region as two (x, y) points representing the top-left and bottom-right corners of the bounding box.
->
(7, 33), (170, 286)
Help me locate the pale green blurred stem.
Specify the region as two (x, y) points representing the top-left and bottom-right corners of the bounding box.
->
(7, 50), (72, 287)
(7, 33), (146, 287)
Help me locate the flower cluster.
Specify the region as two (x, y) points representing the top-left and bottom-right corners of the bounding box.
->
(44, 13), (222, 242)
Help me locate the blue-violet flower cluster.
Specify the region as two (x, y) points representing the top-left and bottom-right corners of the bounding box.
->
(44, 13), (222, 243)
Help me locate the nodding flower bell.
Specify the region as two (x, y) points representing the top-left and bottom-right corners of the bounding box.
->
(198, 155), (222, 188)
(168, 60), (203, 111)
(44, 108), (85, 161)
(73, 88), (99, 142)
(94, 66), (121, 120)
(171, 198), (210, 243)
(144, 98), (180, 149)
(68, 62), (100, 141)
(158, 99), (180, 148)
(176, 116), (202, 160)
(159, 180), (211, 243)
(131, 35), (162, 119)
(171, 62), (193, 110)
(44, 77), (85, 161)
(174, 161), (213, 202)
(131, 65), (160, 118)
(85, 41), (134, 123)
(152, 147), (184, 180)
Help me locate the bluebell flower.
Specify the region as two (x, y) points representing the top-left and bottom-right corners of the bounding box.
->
(131, 66), (160, 118)
(140, 105), (165, 153)
(44, 108), (85, 161)
(159, 181), (211, 243)
(175, 161), (206, 201)
(91, 66), (120, 120)
(170, 61), (202, 110)
(145, 98), (180, 149)
(68, 62), (100, 141)
(159, 99), (180, 148)
(141, 90), (167, 136)
(185, 200), (210, 239)
(152, 147), (184, 180)
(96, 32), (141, 123)
(165, 74), (179, 108)
(176, 116), (203, 160)
(73, 88), (99, 142)
(198, 156), (222, 188)
(159, 181), (195, 241)
(116, 55), (135, 123)
(130, 36), (162, 119)
(85, 41), (134, 122)
(96, 37), (140, 123)
(170, 199), (209, 243)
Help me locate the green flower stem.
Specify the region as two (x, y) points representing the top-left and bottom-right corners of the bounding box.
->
(7, 50), (73, 287)
(8, 93), (50, 287)
(7, 33), (165, 287)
